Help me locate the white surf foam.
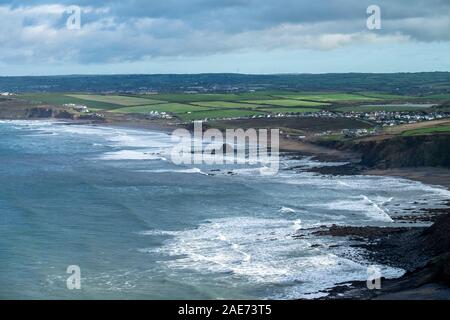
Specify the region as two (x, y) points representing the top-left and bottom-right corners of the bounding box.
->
(137, 230), (178, 236)
(313, 195), (393, 222)
(137, 167), (208, 175)
(145, 216), (404, 299)
(98, 150), (165, 161)
(279, 206), (296, 214)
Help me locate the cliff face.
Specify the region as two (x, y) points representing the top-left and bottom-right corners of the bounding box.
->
(0, 105), (71, 119)
(355, 135), (450, 169)
(320, 134), (450, 169)
(0, 105), (106, 122)
(26, 107), (56, 118)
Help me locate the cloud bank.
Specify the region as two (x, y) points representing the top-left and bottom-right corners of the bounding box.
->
(0, 0), (449, 72)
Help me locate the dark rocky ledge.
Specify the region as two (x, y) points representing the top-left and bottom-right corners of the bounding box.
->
(316, 212), (450, 299)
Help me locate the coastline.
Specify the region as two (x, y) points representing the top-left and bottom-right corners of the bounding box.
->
(317, 211), (450, 300)
(1, 116), (450, 300)
(283, 134), (450, 299)
(50, 119), (450, 299)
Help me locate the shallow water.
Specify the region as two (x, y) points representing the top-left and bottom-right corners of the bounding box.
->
(0, 120), (448, 299)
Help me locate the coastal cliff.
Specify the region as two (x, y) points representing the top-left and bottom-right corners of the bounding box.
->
(0, 104), (106, 122)
(309, 132), (450, 299)
(317, 134), (450, 169)
(0, 103), (72, 119)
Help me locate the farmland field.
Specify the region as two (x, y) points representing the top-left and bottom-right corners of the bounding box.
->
(336, 104), (435, 112)
(242, 99), (328, 107)
(275, 93), (380, 102)
(66, 94), (165, 106)
(258, 107), (321, 113)
(355, 92), (414, 99)
(19, 93), (121, 110)
(191, 101), (263, 109)
(17, 90), (449, 121)
(421, 93), (450, 100)
(402, 125), (450, 136)
(139, 93), (277, 103)
(384, 119), (450, 135)
(111, 103), (212, 114)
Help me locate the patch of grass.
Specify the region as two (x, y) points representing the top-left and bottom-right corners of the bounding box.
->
(258, 107), (321, 113)
(19, 93), (120, 110)
(336, 104), (434, 112)
(355, 92), (414, 99)
(275, 93), (380, 102)
(402, 125), (450, 136)
(66, 94), (165, 106)
(421, 93), (450, 100)
(317, 133), (346, 141)
(242, 99), (328, 107)
(234, 92), (286, 100)
(177, 109), (266, 121)
(111, 103), (212, 114)
(141, 93), (240, 103)
(191, 101), (262, 109)
(140, 92), (284, 103)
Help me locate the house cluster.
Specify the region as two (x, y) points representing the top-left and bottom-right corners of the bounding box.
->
(340, 111), (450, 126)
(201, 111), (328, 122)
(181, 107), (450, 131)
(263, 109), (450, 127)
(145, 110), (173, 120)
(64, 103), (90, 113)
(0, 92), (14, 96)
(341, 128), (374, 138)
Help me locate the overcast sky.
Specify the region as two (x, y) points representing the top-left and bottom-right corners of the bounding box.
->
(0, 0), (449, 75)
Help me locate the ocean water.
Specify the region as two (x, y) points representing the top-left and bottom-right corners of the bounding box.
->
(0, 120), (449, 300)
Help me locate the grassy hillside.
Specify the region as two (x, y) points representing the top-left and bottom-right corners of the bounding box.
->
(17, 90), (449, 121)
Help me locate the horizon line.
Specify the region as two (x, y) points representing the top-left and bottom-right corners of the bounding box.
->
(1, 71), (450, 78)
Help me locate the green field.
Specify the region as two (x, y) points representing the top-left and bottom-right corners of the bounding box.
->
(67, 94), (164, 106)
(177, 109), (266, 121)
(20, 93), (121, 110)
(139, 92), (278, 103)
(258, 107), (321, 113)
(355, 92), (414, 100)
(112, 103), (212, 114)
(140, 93), (241, 103)
(421, 93), (450, 100)
(402, 125), (450, 136)
(18, 90), (447, 122)
(243, 99), (328, 107)
(336, 104), (435, 112)
(192, 101), (263, 109)
(275, 93), (380, 102)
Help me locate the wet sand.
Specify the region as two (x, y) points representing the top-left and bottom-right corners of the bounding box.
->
(364, 167), (450, 190)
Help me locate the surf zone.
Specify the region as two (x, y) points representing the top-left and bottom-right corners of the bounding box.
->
(170, 121), (280, 175)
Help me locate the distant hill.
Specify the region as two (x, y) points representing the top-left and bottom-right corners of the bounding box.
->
(1, 72), (450, 95)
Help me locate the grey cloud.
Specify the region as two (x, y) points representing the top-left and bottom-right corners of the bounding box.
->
(0, 0), (449, 65)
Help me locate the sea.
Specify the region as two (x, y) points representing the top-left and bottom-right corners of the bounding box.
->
(0, 120), (449, 299)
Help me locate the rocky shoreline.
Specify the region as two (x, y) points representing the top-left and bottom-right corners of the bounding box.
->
(290, 148), (450, 299)
(312, 211), (450, 300)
